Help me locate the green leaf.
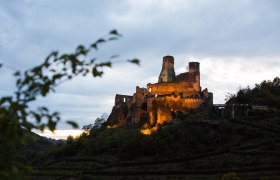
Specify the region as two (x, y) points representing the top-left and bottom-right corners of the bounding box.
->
(59, 54), (69, 61)
(39, 124), (45, 131)
(40, 107), (49, 112)
(92, 67), (103, 77)
(52, 112), (59, 117)
(98, 62), (111, 68)
(76, 45), (87, 55)
(45, 51), (58, 62)
(52, 51), (58, 57)
(96, 38), (106, 44)
(90, 58), (96, 64)
(31, 66), (42, 74)
(26, 97), (36, 102)
(23, 121), (35, 131)
(108, 37), (118, 41)
(53, 74), (64, 81)
(48, 120), (56, 132)
(14, 71), (21, 76)
(109, 29), (122, 36)
(41, 85), (50, 96)
(31, 111), (41, 123)
(16, 79), (21, 86)
(110, 55), (119, 59)
(0, 96), (12, 104)
(127, 59), (140, 66)
(69, 55), (78, 74)
(90, 43), (98, 50)
(66, 121), (79, 129)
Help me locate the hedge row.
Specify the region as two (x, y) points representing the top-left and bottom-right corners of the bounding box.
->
(232, 150), (280, 156)
(228, 119), (280, 134)
(102, 149), (230, 168)
(233, 139), (280, 151)
(44, 156), (108, 166)
(82, 165), (280, 176)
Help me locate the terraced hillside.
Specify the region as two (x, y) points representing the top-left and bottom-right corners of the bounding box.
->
(32, 116), (280, 180)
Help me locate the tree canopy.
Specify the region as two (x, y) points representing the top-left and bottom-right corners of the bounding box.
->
(226, 77), (280, 108)
(0, 30), (139, 179)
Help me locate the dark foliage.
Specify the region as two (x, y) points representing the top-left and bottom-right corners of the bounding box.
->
(226, 77), (280, 108)
(0, 30), (140, 179)
(48, 115), (273, 162)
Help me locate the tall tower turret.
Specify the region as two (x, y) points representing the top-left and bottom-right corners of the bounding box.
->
(188, 62), (200, 92)
(158, 56), (176, 83)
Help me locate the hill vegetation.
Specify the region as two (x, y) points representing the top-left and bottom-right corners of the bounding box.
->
(226, 77), (280, 108)
(0, 30), (140, 179)
(31, 77), (280, 179)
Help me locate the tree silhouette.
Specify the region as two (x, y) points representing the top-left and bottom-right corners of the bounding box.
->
(0, 30), (140, 179)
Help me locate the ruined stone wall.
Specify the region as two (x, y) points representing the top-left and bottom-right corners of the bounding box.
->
(114, 94), (133, 108)
(131, 107), (147, 124)
(207, 92), (213, 109)
(175, 72), (189, 82)
(132, 86), (146, 106)
(107, 56), (212, 131)
(155, 106), (173, 125)
(131, 107), (141, 124)
(147, 95), (204, 111)
(158, 56), (176, 83)
(147, 81), (198, 96)
(107, 102), (129, 126)
(146, 96), (204, 127)
(188, 62), (200, 91)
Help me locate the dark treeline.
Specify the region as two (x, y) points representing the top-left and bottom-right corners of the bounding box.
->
(226, 77), (280, 108)
(29, 77), (280, 179)
(33, 77), (280, 163)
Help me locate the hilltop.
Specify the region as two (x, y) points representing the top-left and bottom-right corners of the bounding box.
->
(29, 77), (280, 179)
(106, 56), (213, 135)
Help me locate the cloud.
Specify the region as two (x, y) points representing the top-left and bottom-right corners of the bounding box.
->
(1, 0), (280, 137)
(106, 0), (280, 57)
(199, 56), (280, 103)
(34, 129), (85, 140)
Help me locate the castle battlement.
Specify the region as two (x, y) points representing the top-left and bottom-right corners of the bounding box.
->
(107, 56), (213, 130)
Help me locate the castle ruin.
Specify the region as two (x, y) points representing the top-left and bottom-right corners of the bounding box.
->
(107, 55), (213, 133)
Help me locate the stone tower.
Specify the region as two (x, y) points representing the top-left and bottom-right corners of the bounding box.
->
(188, 62), (200, 92)
(107, 56), (213, 131)
(158, 56), (176, 83)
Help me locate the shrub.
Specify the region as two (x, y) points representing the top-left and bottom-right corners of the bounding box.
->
(221, 172), (240, 180)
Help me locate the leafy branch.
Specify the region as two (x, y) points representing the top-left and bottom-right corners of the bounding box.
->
(0, 30), (140, 178)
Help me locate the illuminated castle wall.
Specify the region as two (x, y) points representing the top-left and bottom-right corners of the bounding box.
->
(107, 55), (213, 130)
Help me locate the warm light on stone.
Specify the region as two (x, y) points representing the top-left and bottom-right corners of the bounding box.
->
(107, 125), (118, 128)
(140, 124), (158, 135)
(107, 56), (213, 135)
(140, 128), (152, 135)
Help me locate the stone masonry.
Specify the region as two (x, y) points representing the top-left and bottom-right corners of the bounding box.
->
(106, 55), (213, 128)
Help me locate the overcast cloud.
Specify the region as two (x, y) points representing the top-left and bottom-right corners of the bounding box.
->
(1, 0), (280, 135)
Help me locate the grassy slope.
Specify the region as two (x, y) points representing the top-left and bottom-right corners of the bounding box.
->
(32, 115), (280, 180)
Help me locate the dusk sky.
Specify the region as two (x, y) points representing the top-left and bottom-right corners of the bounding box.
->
(1, 0), (280, 139)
